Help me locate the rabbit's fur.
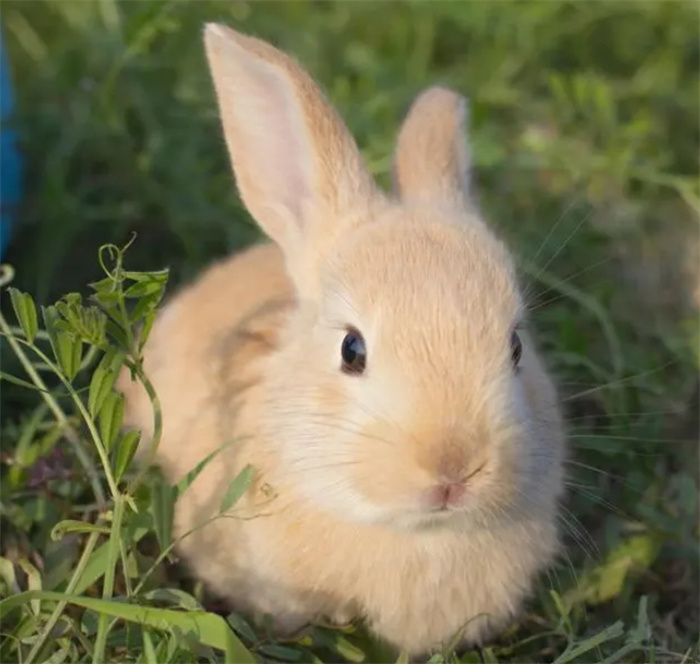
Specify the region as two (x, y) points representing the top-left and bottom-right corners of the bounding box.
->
(118, 23), (566, 657)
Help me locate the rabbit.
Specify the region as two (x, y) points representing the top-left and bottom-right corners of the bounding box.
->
(117, 22), (567, 658)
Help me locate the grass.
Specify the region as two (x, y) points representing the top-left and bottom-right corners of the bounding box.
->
(0, 1), (698, 662)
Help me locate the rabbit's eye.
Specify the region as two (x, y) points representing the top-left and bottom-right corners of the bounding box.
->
(511, 330), (522, 369)
(341, 329), (366, 375)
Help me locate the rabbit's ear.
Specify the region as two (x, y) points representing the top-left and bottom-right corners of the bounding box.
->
(393, 86), (472, 209)
(204, 24), (378, 258)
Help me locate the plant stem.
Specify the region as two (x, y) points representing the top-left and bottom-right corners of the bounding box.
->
(119, 536), (133, 597)
(24, 528), (102, 664)
(93, 494), (126, 664)
(132, 513), (220, 596)
(125, 360), (162, 494)
(103, 511), (234, 637)
(8, 336), (121, 500)
(0, 310), (107, 507)
(112, 261), (162, 494)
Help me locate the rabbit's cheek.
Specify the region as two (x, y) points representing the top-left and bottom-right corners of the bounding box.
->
(510, 373), (531, 426)
(300, 469), (388, 524)
(480, 412), (563, 520)
(271, 402), (392, 523)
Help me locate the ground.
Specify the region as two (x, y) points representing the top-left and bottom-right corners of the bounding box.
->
(0, 2), (698, 663)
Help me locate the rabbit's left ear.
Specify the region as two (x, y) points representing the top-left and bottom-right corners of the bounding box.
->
(392, 86), (472, 209)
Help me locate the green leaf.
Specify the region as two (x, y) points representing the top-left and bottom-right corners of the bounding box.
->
(18, 558), (42, 616)
(158, 633), (177, 662)
(141, 588), (205, 612)
(123, 269), (170, 287)
(128, 292), (161, 325)
(55, 294), (108, 347)
(0, 557), (19, 595)
(150, 478), (176, 552)
(219, 465), (255, 514)
(8, 288), (38, 343)
(138, 310), (158, 350)
(42, 305), (60, 350)
(89, 275), (119, 295)
(90, 288), (122, 313)
(226, 612), (257, 645)
(88, 347), (127, 417)
(54, 293), (83, 330)
(308, 628), (366, 663)
(7, 611), (41, 645)
(0, 371), (44, 392)
(44, 647), (70, 664)
(98, 390), (125, 451)
(630, 595), (651, 645)
(456, 653), (480, 664)
(51, 520), (111, 542)
(123, 277), (167, 299)
(563, 534), (661, 609)
(73, 521), (150, 595)
(42, 306), (83, 381)
(113, 430), (141, 483)
(553, 621), (625, 663)
(83, 306), (108, 347)
(258, 644), (304, 661)
(480, 648), (499, 664)
(549, 588), (572, 636)
(104, 318), (130, 350)
(0, 591), (256, 663)
(141, 630), (159, 664)
(174, 439), (239, 500)
(332, 635), (368, 663)
(163, 632), (183, 663)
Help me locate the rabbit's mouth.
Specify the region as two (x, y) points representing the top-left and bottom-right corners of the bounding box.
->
(380, 505), (472, 532)
(421, 483), (469, 512)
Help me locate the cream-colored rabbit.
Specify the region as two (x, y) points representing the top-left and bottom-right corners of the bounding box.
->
(118, 23), (566, 657)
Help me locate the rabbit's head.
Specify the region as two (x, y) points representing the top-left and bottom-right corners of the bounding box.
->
(205, 24), (565, 531)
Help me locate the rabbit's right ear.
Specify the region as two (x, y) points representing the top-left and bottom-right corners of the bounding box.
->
(393, 86), (472, 210)
(203, 24), (378, 274)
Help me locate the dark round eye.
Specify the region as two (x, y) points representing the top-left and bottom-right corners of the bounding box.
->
(511, 330), (522, 368)
(341, 329), (367, 375)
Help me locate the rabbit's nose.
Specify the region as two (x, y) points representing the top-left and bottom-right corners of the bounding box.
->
(433, 482), (467, 507)
(420, 457), (487, 510)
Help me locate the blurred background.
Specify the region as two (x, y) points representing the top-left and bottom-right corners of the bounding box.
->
(1, 0), (698, 659)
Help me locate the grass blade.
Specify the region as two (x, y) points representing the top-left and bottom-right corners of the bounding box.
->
(219, 465), (255, 514)
(554, 621), (625, 663)
(0, 591), (256, 663)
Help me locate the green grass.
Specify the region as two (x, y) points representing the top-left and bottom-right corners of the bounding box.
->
(1, 1), (698, 662)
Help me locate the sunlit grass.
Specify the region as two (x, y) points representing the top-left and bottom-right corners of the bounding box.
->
(0, 1), (698, 662)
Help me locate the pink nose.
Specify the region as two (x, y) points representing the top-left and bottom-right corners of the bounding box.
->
(426, 482), (466, 509)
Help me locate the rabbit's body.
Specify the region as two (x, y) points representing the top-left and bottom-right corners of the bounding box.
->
(119, 24), (566, 657)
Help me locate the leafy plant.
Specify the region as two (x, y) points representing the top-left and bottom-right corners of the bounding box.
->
(0, 241), (255, 663)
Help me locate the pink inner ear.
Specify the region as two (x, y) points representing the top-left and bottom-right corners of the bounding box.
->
(214, 50), (314, 247)
(246, 68), (312, 224)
